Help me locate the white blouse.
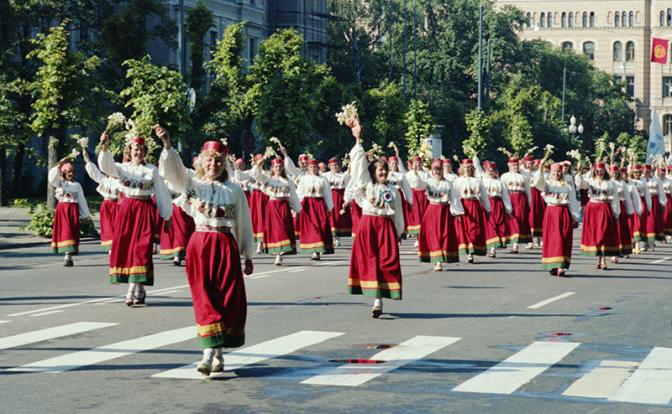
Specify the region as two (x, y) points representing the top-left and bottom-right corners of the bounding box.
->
(231, 169), (253, 192)
(405, 169), (429, 190)
(84, 161), (120, 200)
(159, 148), (254, 259)
(322, 171), (350, 190)
(424, 176), (464, 216)
(532, 172), (580, 221)
(480, 176), (512, 214)
(386, 171), (413, 203)
(576, 176), (620, 216)
(452, 176), (491, 213)
(348, 143), (405, 235)
(252, 167), (301, 212)
(625, 182), (643, 215)
(48, 166), (92, 218)
(646, 177), (667, 206)
(610, 180), (635, 215)
(662, 177), (672, 196)
(296, 174), (334, 210)
(630, 178), (652, 210)
(98, 150), (173, 220)
(500, 171), (531, 202)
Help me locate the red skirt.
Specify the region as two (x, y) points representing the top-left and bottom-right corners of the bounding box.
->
(418, 203), (459, 263)
(579, 189), (589, 207)
(581, 202), (619, 257)
(299, 197), (334, 254)
(186, 231), (246, 349)
(152, 197), (161, 242)
(631, 196), (648, 242)
(263, 199), (296, 255)
(507, 192), (532, 244)
(486, 197), (508, 250)
(330, 188), (351, 236)
(541, 205), (573, 270)
(99, 199), (118, 250)
(645, 198), (665, 242)
(406, 189), (429, 235)
(350, 202), (362, 237)
(398, 188), (410, 235)
(109, 197), (157, 285)
(348, 215), (402, 299)
(51, 202), (80, 254)
(160, 204), (195, 260)
(249, 189), (268, 243)
(616, 201), (633, 255)
(664, 194), (672, 235)
(529, 187), (546, 237)
(294, 212), (301, 238)
(457, 199), (487, 255)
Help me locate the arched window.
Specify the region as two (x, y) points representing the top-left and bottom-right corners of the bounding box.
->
(668, 8), (672, 26)
(583, 41), (595, 60)
(562, 41), (574, 52)
(569, 12), (574, 28)
(613, 41), (623, 61)
(526, 12), (531, 28)
(635, 11), (641, 25)
(621, 11), (627, 27)
(562, 12), (567, 28)
(664, 114), (672, 136)
(660, 10), (665, 26)
(590, 12), (596, 27)
(628, 11), (634, 27)
(540, 12), (545, 28)
(626, 41), (635, 61)
(582, 12), (588, 27)
(547, 12), (552, 28)
(615, 12), (620, 27)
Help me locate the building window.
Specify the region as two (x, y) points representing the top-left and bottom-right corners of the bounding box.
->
(540, 12), (545, 28)
(209, 31), (218, 52)
(562, 41), (573, 52)
(561, 12), (567, 28)
(625, 41), (635, 61)
(613, 41), (622, 61)
(628, 11), (634, 27)
(583, 41), (595, 60)
(590, 12), (596, 27)
(248, 38), (257, 64)
(79, 25), (89, 43)
(661, 11), (665, 27)
(568, 12), (574, 28)
(613, 75), (623, 85)
(621, 11), (627, 27)
(626, 76), (635, 97)
(526, 12), (531, 28)
(582, 12), (588, 27)
(615, 12), (620, 27)
(668, 8), (672, 26)
(547, 13), (552, 28)
(664, 114), (672, 136)
(663, 77), (672, 98)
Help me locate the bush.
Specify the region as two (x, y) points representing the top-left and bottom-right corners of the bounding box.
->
(12, 198), (32, 208)
(22, 203), (99, 238)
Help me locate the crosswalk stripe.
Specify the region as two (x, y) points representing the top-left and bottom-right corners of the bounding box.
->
(0, 322), (117, 350)
(453, 341), (580, 395)
(7, 326), (194, 373)
(562, 360), (639, 399)
(0, 320), (10, 325)
(153, 330), (344, 380)
(609, 347), (672, 404)
(301, 335), (460, 387)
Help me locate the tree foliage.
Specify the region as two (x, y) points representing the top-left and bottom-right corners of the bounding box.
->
(404, 99), (434, 156)
(186, 0), (214, 91)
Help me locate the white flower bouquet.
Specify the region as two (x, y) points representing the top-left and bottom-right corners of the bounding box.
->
(335, 102), (358, 126)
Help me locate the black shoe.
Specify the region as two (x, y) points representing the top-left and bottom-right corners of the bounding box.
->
(132, 290), (146, 307)
(63, 256), (73, 267)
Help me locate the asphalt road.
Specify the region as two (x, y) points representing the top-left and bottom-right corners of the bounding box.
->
(1, 231), (672, 413)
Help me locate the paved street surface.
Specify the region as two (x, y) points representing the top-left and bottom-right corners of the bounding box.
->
(1, 209), (672, 413)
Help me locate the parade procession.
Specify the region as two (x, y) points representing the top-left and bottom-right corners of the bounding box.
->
(8, 1), (672, 413)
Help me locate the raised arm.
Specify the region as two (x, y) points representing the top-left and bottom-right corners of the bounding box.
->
(97, 132), (120, 178)
(156, 126), (191, 194)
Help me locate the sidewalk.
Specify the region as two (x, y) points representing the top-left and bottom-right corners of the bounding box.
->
(0, 207), (48, 250)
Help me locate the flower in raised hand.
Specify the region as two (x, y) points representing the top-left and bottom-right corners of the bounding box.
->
(70, 149), (80, 158)
(335, 102), (358, 126)
(78, 137), (89, 148)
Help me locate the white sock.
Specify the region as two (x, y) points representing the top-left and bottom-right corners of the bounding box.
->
(202, 348), (215, 364)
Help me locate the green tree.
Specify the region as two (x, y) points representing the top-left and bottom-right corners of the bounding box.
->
(364, 81), (406, 148)
(0, 77), (30, 205)
(404, 99), (434, 156)
(27, 21), (102, 207)
(463, 109), (492, 158)
(186, 0), (214, 91)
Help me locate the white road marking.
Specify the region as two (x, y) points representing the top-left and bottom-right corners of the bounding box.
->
(527, 292), (575, 310)
(315, 261), (346, 266)
(609, 347), (672, 404)
(153, 330), (344, 380)
(30, 310), (63, 317)
(7, 326), (195, 373)
(453, 341), (580, 395)
(651, 256), (671, 264)
(0, 320), (10, 325)
(0, 322), (117, 350)
(562, 360), (639, 399)
(302, 335), (460, 387)
(288, 268), (307, 273)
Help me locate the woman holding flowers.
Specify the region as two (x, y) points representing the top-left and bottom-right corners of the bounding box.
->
(295, 159), (334, 260)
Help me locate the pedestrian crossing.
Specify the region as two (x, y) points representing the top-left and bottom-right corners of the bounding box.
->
(2, 323), (672, 407)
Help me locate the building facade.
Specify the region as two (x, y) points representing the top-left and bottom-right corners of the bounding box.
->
(497, 0), (672, 141)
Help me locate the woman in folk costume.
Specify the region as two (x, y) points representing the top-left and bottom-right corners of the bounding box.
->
(644, 165), (667, 246)
(662, 165), (672, 239)
(231, 158), (252, 204)
(387, 153), (414, 238)
(522, 155), (545, 248)
(628, 165), (651, 253)
(48, 152), (93, 266)
(608, 165), (635, 262)
(346, 118), (404, 318)
(453, 158), (491, 263)
(281, 148), (309, 238)
(246, 154), (268, 253)
(158, 127), (253, 376)
(405, 156), (429, 238)
(323, 157), (351, 245)
(98, 132), (173, 306)
(252, 157), (301, 265)
(82, 142), (119, 252)
(418, 159), (464, 270)
(296, 159), (334, 260)
(532, 159), (580, 276)
(474, 158), (512, 258)
(499, 157), (532, 254)
(576, 162), (620, 269)
(443, 159), (458, 182)
(622, 166), (642, 254)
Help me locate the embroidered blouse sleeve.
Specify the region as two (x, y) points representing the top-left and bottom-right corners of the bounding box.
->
(75, 183), (92, 218)
(288, 179), (301, 212)
(84, 161), (105, 184)
(479, 180), (491, 213)
(234, 185), (254, 259)
(48, 166), (62, 188)
(152, 167), (173, 221)
(98, 150), (120, 178)
(159, 148), (191, 194)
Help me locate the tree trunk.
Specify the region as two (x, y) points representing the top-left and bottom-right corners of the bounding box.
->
(0, 147), (6, 206)
(47, 135), (57, 209)
(11, 142), (25, 196)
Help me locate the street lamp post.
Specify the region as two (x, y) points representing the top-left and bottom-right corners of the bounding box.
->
(568, 115), (584, 147)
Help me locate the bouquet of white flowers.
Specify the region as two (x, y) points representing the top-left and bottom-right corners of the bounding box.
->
(335, 102), (358, 126)
(497, 147), (513, 158)
(263, 146), (276, 159)
(523, 146), (538, 158)
(70, 148), (80, 159)
(105, 112), (126, 134)
(78, 137), (89, 148)
(543, 144), (555, 159)
(566, 149), (582, 161)
(269, 136), (282, 147)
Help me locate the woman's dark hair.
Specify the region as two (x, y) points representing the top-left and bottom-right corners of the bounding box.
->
(272, 163), (288, 179)
(368, 158), (389, 181)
